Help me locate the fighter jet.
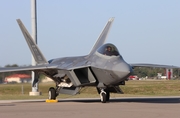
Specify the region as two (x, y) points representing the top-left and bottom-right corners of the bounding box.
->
(0, 18), (179, 103)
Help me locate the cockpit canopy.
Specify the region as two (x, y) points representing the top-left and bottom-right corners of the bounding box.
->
(97, 43), (120, 56)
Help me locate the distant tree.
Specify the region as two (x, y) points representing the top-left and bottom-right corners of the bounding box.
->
(133, 67), (165, 78)
(173, 68), (180, 78)
(5, 64), (18, 67)
(38, 74), (47, 82)
(133, 67), (180, 79)
(0, 72), (5, 83)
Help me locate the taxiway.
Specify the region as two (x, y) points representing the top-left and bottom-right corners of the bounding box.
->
(0, 97), (180, 118)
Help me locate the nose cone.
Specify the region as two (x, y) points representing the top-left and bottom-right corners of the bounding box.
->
(112, 62), (132, 79)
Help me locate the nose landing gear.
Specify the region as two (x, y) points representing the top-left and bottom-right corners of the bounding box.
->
(100, 89), (110, 103)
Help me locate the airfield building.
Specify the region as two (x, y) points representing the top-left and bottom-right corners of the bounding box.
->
(4, 74), (31, 83)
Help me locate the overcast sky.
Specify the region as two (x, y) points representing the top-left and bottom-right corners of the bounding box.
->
(0, 0), (180, 67)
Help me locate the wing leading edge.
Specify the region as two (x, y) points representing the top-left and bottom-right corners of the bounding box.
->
(0, 65), (48, 73)
(130, 63), (180, 69)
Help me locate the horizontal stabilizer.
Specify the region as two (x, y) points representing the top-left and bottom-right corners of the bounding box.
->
(17, 19), (48, 65)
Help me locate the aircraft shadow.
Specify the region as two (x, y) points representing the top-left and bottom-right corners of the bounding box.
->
(0, 103), (15, 106)
(58, 97), (180, 104)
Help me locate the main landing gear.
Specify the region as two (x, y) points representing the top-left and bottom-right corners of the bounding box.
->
(46, 87), (58, 103)
(100, 89), (110, 103)
(48, 87), (57, 100)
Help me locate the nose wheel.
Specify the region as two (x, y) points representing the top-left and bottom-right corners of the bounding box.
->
(100, 89), (110, 103)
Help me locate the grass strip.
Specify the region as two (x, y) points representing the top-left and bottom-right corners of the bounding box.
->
(0, 80), (180, 100)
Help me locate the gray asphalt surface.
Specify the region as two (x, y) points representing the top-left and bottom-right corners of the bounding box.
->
(0, 97), (180, 118)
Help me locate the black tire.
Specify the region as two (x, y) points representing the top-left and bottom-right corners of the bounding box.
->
(100, 92), (107, 103)
(106, 91), (110, 101)
(48, 87), (56, 100)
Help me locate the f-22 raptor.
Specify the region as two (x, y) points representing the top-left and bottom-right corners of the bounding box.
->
(0, 18), (179, 103)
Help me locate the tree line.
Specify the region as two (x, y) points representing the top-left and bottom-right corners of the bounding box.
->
(133, 67), (179, 78)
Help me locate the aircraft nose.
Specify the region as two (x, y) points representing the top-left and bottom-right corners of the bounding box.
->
(112, 62), (132, 79)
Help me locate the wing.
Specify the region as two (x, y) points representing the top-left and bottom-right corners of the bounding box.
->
(130, 63), (180, 69)
(0, 65), (49, 73)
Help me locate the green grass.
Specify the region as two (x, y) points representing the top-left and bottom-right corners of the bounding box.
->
(0, 80), (180, 100)
(121, 80), (180, 96)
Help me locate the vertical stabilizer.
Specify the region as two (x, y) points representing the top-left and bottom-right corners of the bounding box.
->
(88, 17), (114, 56)
(17, 19), (48, 65)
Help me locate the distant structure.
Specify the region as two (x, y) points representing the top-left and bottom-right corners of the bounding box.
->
(166, 69), (173, 80)
(128, 75), (139, 80)
(4, 74), (31, 83)
(157, 73), (167, 80)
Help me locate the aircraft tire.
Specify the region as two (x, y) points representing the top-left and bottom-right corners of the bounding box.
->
(106, 91), (110, 101)
(48, 87), (56, 100)
(100, 92), (107, 103)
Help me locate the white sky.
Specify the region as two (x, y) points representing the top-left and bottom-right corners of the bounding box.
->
(0, 0), (180, 67)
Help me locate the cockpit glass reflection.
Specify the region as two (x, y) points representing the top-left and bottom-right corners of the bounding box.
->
(97, 44), (120, 56)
